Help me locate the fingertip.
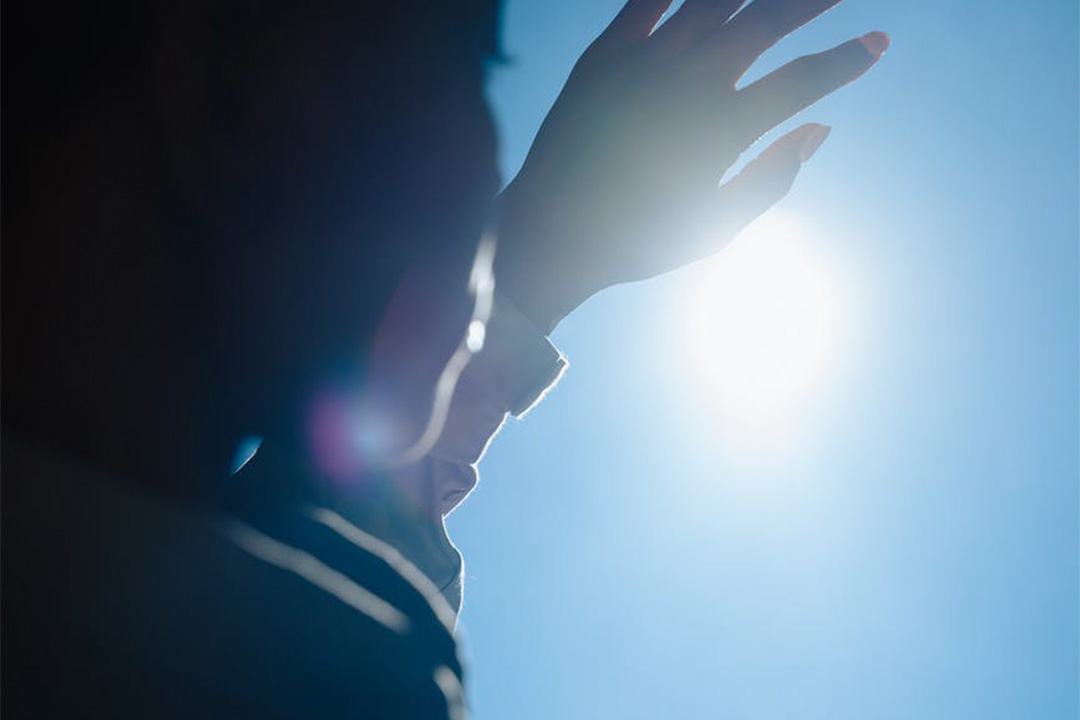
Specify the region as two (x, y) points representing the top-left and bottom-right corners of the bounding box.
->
(798, 124), (831, 163)
(769, 123), (830, 162)
(858, 31), (890, 59)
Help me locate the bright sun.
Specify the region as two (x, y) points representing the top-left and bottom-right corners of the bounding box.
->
(678, 212), (840, 454)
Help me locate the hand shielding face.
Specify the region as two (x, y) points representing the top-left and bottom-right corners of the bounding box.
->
(496, 0), (887, 332)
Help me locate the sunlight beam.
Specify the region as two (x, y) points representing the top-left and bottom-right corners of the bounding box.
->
(677, 212), (841, 458)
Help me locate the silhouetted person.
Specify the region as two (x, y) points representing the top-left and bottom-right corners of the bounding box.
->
(3, 3), (500, 716)
(2, 0), (886, 717)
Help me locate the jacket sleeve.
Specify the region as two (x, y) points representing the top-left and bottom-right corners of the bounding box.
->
(330, 288), (567, 618)
(428, 290), (568, 480)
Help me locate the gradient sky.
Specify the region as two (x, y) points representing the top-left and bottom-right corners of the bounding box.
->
(448, 2), (1079, 718)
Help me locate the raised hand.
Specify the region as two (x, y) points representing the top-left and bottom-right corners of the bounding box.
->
(496, 0), (888, 332)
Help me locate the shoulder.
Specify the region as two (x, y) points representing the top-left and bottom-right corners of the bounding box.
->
(2, 437), (465, 719)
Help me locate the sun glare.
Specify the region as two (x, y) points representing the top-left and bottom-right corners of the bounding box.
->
(677, 212), (841, 456)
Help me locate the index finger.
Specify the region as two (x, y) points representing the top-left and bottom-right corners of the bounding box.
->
(733, 32), (887, 144)
(720, 0), (845, 81)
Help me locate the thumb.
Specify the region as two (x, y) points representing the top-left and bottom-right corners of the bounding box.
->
(713, 123), (831, 246)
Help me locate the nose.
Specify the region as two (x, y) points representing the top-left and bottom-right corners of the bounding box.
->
(435, 461), (479, 516)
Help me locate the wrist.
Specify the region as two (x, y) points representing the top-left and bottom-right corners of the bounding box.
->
(492, 253), (568, 336)
(494, 183), (578, 335)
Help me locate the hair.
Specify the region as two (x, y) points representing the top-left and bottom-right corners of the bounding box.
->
(2, 1), (504, 494)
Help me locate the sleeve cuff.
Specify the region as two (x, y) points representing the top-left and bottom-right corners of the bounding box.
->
(469, 290), (567, 417)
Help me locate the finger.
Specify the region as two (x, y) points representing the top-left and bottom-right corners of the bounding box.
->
(734, 33), (887, 142)
(599, 0), (677, 45)
(648, 0), (746, 54)
(722, 0), (845, 80)
(711, 123), (830, 247)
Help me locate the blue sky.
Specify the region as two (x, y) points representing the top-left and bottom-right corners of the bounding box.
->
(448, 1), (1079, 717)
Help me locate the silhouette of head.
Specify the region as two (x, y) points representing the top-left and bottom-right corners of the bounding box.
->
(4, 1), (504, 484)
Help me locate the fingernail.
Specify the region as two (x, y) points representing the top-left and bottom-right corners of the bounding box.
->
(799, 124), (831, 163)
(859, 31), (890, 58)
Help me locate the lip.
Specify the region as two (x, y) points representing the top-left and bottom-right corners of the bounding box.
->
(441, 488), (469, 513)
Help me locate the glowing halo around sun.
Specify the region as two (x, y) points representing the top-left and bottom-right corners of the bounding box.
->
(676, 212), (842, 459)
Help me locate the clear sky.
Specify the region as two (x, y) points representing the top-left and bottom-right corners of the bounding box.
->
(448, 1), (1079, 718)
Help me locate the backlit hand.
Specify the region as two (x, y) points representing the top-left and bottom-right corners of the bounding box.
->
(496, 0), (887, 332)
